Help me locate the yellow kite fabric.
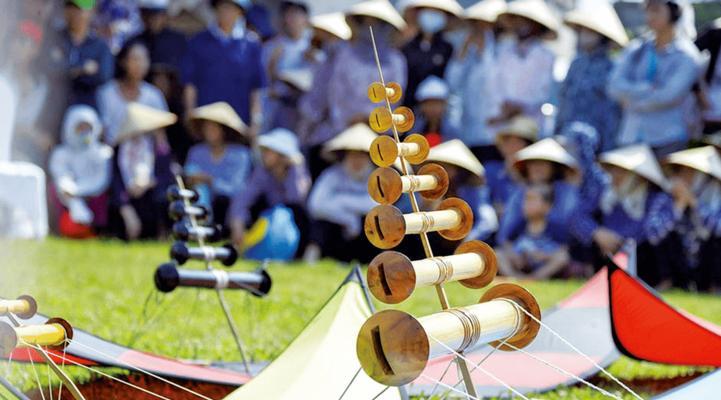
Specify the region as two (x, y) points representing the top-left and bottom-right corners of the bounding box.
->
(224, 277), (401, 400)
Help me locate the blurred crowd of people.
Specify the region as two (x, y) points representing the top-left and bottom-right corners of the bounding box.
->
(5, 0), (721, 291)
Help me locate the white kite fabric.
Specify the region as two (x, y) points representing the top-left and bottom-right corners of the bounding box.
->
(223, 275), (401, 400)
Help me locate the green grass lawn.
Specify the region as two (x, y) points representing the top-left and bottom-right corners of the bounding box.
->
(1, 238), (720, 399)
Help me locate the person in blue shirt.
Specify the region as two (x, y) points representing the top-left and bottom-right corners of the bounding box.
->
(131, 0), (187, 71)
(498, 138), (580, 248)
(666, 146), (721, 291)
(498, 184), (570, 279)
(181, 0), (267, 138)
(571, 145), (678, 287)
(484, 115), (538, 226)
(47, 0), (114, 108)
(608, 0), (701, 156)
(185, 102), (252, 228)
(557, 3), (627, 152)
(307, 123), (378, 263)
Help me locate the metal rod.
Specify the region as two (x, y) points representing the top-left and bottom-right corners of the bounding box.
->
(0, 375), (30, 400)
(215, 290), (251, 374)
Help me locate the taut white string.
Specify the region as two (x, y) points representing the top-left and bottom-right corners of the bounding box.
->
(67, 339), (214, 400)
(26, 349), (46, 400)
(420, 374), (480, 400)
(511, 302), (644, 400)
(426, 332), (531, 400)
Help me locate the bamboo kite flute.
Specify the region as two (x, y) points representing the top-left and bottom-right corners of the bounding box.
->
(357, 283), (541, 386)
(368, 163), (449, 205)
(0, 295), (37, 319)
(154, 263), (271, 297)
(369, 134), (429, 168)
(0, 318), (73, 356)
(367, 240), (497, 304)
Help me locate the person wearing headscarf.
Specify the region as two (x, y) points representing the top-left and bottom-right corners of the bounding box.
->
(324, 1), (407, 143)
(556, 3), (627, 153)
(412, 76), (459, 146)
(696, 17), (721, 134)
(608, 0), (701, 157)
(487, 0), (557, 136)
(497, 137), (579, 249)
(666, 146), (721, 291)
(181, 0), (266, 137)
(262, 1), (312, 132)
(484, 115), (538, 220)
(307, 124), (378, 263)
(297, 12), (352, 179)
(400, 0), (460, 109)
(185, 102), (252, 227)
(229, 128), (311, 257)
(571, 145), (678, 287)
(49, 105), (113, 238)
(444, 0), (504, 162)
(109, 103), (176, 240)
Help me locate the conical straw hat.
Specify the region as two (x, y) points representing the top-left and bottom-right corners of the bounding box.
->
(465, 0), (506, 23)
(564, 3), (628, 47)
(501, 0), (560, 37)
(402, 0), (463, 17)
(426, 139), (484, 177)
(347, 0), (407, 31)
(189, 102), (247, 136)
(665, 146), (721, 182)
(599, 144), (669, 190)
(513, 137), (578, 172)
(495, 115), (539, 143)
(279, 69), (314, 92)
(116, 102), (177, 144)
(323, 123), (378, 158)
(311, 12), (352, 40)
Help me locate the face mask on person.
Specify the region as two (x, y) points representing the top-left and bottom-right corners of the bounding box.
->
(577, 29), (603, 51)
(417, 9), (447, 35)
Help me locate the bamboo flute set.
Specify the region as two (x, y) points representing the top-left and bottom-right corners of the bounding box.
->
(0, 295), (72, 357)
(356, 69), (542, 392)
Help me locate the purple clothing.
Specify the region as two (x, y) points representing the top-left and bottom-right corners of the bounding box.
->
(229, 163), (311, 224)
(325, 42), (406, 139)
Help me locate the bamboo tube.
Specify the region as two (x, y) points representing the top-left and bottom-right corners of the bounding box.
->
(368, 163), (449, 205)
(0, 318), (73, 356)
(154, 262), (272, 297)
(369, 106), (415, 133)
(170, 242), (238, 266)
(368, 241), (497, 304)
(364, 198), (473, 249)
(367, 82), (403, 104)
(168, 201), (208, 221)
(357, 284), (541, 386)
(166, 186), (199, 202)
(0, 295), (37, 319)
(370, 134), (429, 168)
(172, 222), (222, 242)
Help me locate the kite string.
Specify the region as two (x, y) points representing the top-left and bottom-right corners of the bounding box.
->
(420, 374), (480, 400)
(505, 343), (622, 399)
(426, 332), (531, 400)
(510, 302), (644, 400)
(337, 367), (361, 400)
(27, 351), (46, 400)
(67, 339), (214, 400)
(437, 336), (510, 400)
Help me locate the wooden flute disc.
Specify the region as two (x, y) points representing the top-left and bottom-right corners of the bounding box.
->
(367, 82), (403, 104)
(369, 107), (393, 133)
(393, 107), (415, 133)
(367, 251), (416, 304)
(356, 309), (429, 386)
(479, 284), (541, 351)
(45, 317), (74, 350)
(364, 205), (406, 249)
(369, 136), (400, 168)
(455, 240), (497, 289)
(368, 167), (404, 205)
(436, 197), (474, 241)
(403, 134), (429, 164)
(416, 163), (449, 200)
